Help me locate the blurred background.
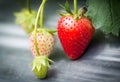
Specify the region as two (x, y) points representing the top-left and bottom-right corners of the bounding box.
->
(0, 0), (120, 82)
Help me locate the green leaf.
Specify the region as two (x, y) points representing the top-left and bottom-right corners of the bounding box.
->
(87, 0), (120, 36)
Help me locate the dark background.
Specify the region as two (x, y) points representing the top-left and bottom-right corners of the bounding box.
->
(0, 0), (120, 82)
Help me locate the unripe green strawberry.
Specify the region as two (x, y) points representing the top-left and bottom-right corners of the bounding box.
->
(33, 65), (48, 79)
(29, 29), (55, 57)
(31, 56), (53, 79)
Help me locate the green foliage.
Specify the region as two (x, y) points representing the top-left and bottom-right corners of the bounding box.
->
(87, 0), (120, 36)
(14, 9), (37, 34)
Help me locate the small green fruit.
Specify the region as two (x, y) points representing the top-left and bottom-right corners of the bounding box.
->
(31, 56), (53, 79)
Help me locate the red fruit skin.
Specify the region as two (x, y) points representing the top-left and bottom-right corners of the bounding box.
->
(58, 16), (95, 60)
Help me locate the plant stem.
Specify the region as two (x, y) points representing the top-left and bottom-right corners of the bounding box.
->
(74, 0), (78, 15)
(34, 4), (42, 32)
(40, 0), (46, 28)
(34, 0), (46, 31)
(27, 0), (31, 13)
(34, 0), (46, 56)
(81, 7), (87, 17)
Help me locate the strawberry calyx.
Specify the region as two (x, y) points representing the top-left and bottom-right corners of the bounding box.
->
(59, 0), (73, 16)
(37, 28), (56, 35)
(31, 56), (54, 79)
(59, 0), (87, 20)
(32, 28), (56, 39)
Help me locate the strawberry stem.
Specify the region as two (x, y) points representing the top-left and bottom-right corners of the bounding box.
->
(27, 0), (31, 13)
(81, 7), (87, 16)
(40, 0), (46, 28)
(74, 0), (78, 17)
(33, 0), (46, 56)
(34, 0), (46, 32)
(34, 4), (42, 32)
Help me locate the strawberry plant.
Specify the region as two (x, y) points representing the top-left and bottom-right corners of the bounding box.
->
(29, 0), (56, 79)
(58, 0), (95, 60)
(14, 0), (37, 35)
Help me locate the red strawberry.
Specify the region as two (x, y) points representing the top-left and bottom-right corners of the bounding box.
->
(29, 29), (55, 57)
(58, 1), (95, 60)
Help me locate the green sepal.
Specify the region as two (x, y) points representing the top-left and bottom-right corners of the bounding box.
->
(58, 0), (73, 16)
(57, 10), (71, 16)
(46, 29), (57, 35)
(64, 0), (73, 15)
(57, 10), (66, 16)
(14, 9), (37, 34)
(36, 28), (57, 36)
(31, 56), (53, 79)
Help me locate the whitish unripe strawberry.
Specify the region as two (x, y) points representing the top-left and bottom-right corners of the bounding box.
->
(29, 29), (55, 57)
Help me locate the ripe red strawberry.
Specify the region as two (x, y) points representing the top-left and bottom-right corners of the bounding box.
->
(58, 0), (95, 60)
(58, 16), (94, 60)
(29, 29), (55, 57)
